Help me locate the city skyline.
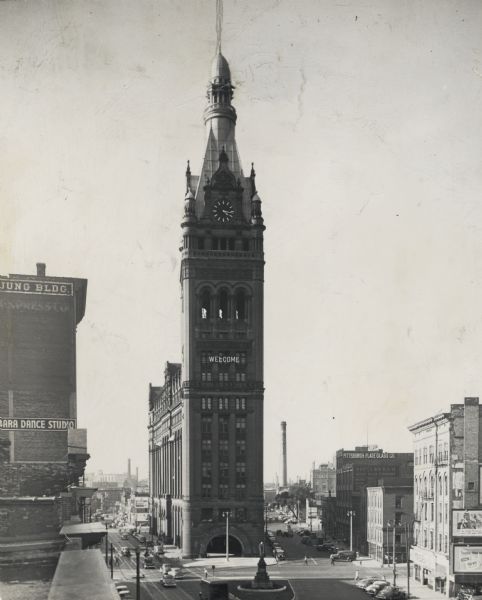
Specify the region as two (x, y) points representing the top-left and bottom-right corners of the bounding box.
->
(1, 0), (482, 481)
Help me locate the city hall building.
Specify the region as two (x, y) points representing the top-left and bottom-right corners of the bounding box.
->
(148, 51), (265, 558)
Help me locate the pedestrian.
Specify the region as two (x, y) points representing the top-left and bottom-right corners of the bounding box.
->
(355, 570), (359, 581)
(304, 555), (308, 565)
(204, 568), (209, 579)
(331, 556), (335, 566)
(211, 565), (216, 578)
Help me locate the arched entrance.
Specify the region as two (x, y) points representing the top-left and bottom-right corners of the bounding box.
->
(206, 535), (243, 556)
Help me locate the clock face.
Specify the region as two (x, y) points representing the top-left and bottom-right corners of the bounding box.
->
(213, 198), (235, 223)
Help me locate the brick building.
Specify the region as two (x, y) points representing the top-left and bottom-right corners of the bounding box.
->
(409, 397), (482, 598)
(0, 263), (90, 565)
(366, 483), (413, 563)
(148, 50), (265, 558)
(310, 462), (336, 500)
(335, 446), (413, 554)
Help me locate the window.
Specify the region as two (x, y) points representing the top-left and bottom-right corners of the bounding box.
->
(218, 290), (228, 319)
(443, 442), (448, 461)
(228, 238), (235, 251)
(395, 534), (401, 544)
(202, 484), (212, 498)
(235, 483), (246, 499)
(236, 462), (246, 481)
(219, 484), (229, 499)
(219, 462), (229, 480)
(235, 397), (246, 410)
(429, 445), (434, 463)
(201, 508), (213, 521)
(235, 290), (246, 320)
(430, 531), (434, 550)
(468, 481), (475, 491)
(218, 398), (229, 411)
(201, 417), (212, 435)
(236, 439), (246, 458)
(201, 397), (212, 410)
(395, 512), (402, 525)
(235, 507), (247, 522)
(438, 534), (442, 552)
(198, 238), (205, 250)
(395, 496), (402, 509)
(201, 371), (212, 382)
(235, 372), (246, 382)
(242, 239), (249, 251)
(218, 371), (229, 382)
(236, 417), (246, 435)
(219, 417), (229, 436)
(202, 462), (212, 479)
(219, 439), (229, 461)
(200, 290), (210, 319)
(423, 447), (427, 464)
(201, 439), (212, 458)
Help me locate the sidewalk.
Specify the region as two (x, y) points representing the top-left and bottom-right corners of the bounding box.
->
(355, 557), (444, 600)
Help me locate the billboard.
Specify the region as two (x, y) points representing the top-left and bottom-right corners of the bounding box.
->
(454, 546), (482, 573)
(453, 510), (482, 537)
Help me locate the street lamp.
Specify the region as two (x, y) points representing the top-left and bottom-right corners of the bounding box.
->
(222, 511), (231, 562)
(264, 504), (269, 536)
(387, 520), (397, 586)
(347, 510), (355, 552)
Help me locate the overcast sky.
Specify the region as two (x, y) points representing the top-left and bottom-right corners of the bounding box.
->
(1, 0), (482, 482)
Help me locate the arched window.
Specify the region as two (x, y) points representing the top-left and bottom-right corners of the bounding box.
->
(218, 290), (228, 319)
(200, 290), (210, 320)
(235, 289), (246, 320)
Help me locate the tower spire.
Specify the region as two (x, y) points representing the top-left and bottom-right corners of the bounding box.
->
(216, 0), (223, 54)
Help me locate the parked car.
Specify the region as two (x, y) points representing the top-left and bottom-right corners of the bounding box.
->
(375, 586), (407, 599)
(120, 533), (129, 540)
(330, 550), (356, 561)
(168, 567), (184, 579)
(356, 577), (378, 589)
(365, 581), (390, 596)
(120, 546), (131, 556)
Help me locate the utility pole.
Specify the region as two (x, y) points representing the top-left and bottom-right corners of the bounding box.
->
(135, 547), (141, 600)
(105, 523), (108, 565)
(406, 521), (412, 598)
(110, 543), (114, 578)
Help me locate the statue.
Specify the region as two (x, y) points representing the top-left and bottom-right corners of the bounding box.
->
(258, 541), (265, 558)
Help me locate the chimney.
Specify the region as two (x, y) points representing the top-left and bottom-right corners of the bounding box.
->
(136, 467), (139, 483)
(36, 263), (46, 277)
(127, 458), (131, 479)
(281, 421), (287, 488)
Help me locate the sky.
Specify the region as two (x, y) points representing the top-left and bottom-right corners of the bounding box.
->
(1, 0), (482, 483)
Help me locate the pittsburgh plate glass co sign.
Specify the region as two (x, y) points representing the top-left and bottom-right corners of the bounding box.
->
(0, 418), (76, 431)
(0, 279), (73, 296)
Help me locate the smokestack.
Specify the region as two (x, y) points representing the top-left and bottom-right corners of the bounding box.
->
(281, 421), (287, 487)
(36, 263), (46, 277)
(136, 467), (139, 483)
(128, 458), (131, 479)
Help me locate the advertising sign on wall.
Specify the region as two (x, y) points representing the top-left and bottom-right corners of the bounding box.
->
(0, 418), (76, 431)
(454, 546), (482, 573)
(453, 510), (482, 536)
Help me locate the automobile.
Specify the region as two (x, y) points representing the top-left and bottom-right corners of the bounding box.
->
(299, 529), (311, 537)
(365, 581), (390, 596)
(375, 586), (407, 599)
(330, 550), (357, 562)
(275, 551), (286, 560)
(161, 575), (177, 588)
(120, 533), (129, 540)
(131, 573), (146, 579)
(143, 556), (155, 569)
(316, 543), (337, 552)
(117, 591), (130, 599)
(120, 546), (131, 556)
(356, 577), (378, 589)
(168, 567), (185, 579)
(457, 587), (482, 600)
(115, 585), (129, 592)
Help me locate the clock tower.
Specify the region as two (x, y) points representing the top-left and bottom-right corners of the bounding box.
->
(180, 50), (265, 557)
